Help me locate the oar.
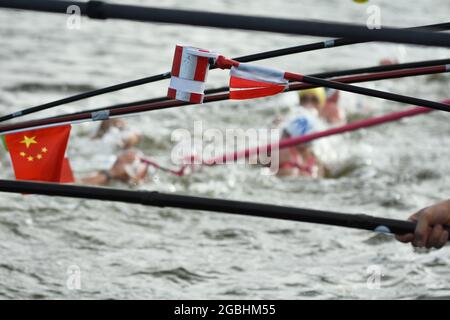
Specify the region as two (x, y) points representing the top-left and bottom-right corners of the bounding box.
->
(134, 107), (437, 175)
(1, 0), (449, 47)
(0, 179), (448, 238)
(215, 56), (450, 112)
(0, 19), (447, 124)
(298, 74), (450, 112)
(47, 58), (450, 120)
(132, 101), (448, 175)
(0, 64), (447, 135)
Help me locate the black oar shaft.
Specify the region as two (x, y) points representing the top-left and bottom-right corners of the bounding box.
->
(46, 59), (450, 121)
(0, 179), (429, 235)
(301, 75), (450, 112)
(0, 15), (447, 124)
(0, 63), (447, 135)
(312, 58), (450, 80)
(0, 40), (347, 123)
(229, 22), (450, 64)
(0, 73), (171, 123)
(1, 0), (450, 47)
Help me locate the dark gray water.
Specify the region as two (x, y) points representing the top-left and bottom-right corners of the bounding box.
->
(0, 0), (449, 299)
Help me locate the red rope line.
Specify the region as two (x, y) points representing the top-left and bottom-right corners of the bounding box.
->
(142, 100), (449, 176)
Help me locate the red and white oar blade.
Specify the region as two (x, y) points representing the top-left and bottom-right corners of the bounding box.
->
(229, 63), (288, 100)
(230, 80), (287, 99)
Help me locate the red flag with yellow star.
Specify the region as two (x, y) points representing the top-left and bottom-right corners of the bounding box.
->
(5, 125), (72, 182)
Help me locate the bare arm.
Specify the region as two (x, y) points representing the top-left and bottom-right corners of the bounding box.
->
(79, 171), (110, 186)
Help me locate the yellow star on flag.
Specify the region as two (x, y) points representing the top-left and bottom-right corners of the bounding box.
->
(20, 136), (37, 149)
(36, 154), (42, 160)
(41, 147), (48, 153)
(20, 152), (26, 157)
(27, 156), (34, 162)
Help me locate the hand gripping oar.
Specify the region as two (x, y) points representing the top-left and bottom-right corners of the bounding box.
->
(0, 179), (448, 238)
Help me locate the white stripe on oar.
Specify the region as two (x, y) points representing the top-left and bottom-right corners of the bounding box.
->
(169, 76), (206, 94)
(230, 63), (287, 84)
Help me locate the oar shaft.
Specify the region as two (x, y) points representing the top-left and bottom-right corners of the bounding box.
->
(229, 22), (450, 64)
(0, 179), (432, 235)
(0, 73), (171, 123)
(0, 64), (447, 135)
(140, 157), (185, 176)
(208, 106), (436, 164)
(0, 39), (360, 123)
(300, 74), (450, 112)
(56, 59), (450, 117)
(312, 58), (450, 80)
(218, 55), (450, 112)
(1, 0), (450, 47)
(148, 192), (417, 235)
(1, 19), (447, 125)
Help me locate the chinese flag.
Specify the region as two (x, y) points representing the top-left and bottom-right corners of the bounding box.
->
(5, 125), (72, 182)
(59, 158), (75, 183)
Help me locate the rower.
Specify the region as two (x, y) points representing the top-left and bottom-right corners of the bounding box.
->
(299, 87), (347, 125)
(277, 112), (326, 178)
(77, 118), (145, 185)
(298, 87), (325, 116)
(80, 149), (149, 186)
(93, 118), (141, 149)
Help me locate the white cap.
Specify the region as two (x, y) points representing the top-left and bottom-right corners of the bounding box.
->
(284, 111), (321, 138)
